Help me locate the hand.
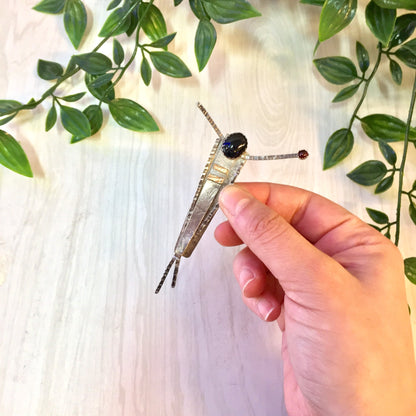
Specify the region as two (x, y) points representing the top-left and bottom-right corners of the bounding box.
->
(215, 183), (416, 416)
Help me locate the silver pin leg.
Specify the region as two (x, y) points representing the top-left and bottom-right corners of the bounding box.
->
(155, 255), (181, 294)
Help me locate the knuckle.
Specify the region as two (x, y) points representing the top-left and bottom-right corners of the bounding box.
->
(245, 210), (286, 246)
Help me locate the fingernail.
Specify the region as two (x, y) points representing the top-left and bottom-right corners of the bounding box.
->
(240, 268), (256, 296)
(219, 186), (251, 217)
(257, 298), (277, 321)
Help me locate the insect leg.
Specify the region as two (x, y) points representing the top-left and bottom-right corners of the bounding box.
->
(171, 257), (182, 288)
(155, 256), (179, 294)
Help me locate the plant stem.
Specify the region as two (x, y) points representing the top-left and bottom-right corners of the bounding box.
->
(394, 73), (416, 246)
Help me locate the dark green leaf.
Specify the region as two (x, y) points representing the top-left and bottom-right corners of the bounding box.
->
(319, 0), (357, 42)
(323, 128), (354, 169)
(0, 100), (22, 117)
(87, 73), (114, 89)
(347, 160), (387, 186)
(396, 38), (416, 69)
(389, 14), (416, 48)
(150, 51), (192, 78)
(148, 33), (177, 48)
(60, 105), (91, 137)
(107, 0), (122, 10)
(0, 129), (33, 177)
(113, 39), (124, 65)
(404, 257), (416, 285)
(61, 92), (86, 102)
(409, 202), (416, 225)
(332, 83), (360, 102)
(71, 104), (103, 143)
(108, 98), (159, 132)
(98, 7), (132, 37)
(64, 0), (87, 49)
(389, 59), (403, 85)
(314, 56), (358, 84)
(365, 1), (396, 46)
(195, 20), (217, 71)
(203, 0), (261, 24)
(360, 113), (416, 142)
(33, 0), (65, 14)
(72, 52), (113, 75)
(0, 113), (17, 127)
(125, 7), (139, 37)
(356, 41), (370, 72)
(190, 0), (210, 19)
(300, 0), (325, 5)
(85, 73), (115, 103)
(45, 105), (57, 131)
(366, 207), (389, 224)
(374, 0), (416, 10)
(37, 59), (64, 81)
(141, 57), (152, 86)
(378, 141), (397, 165)
(139, 3), (167, 42)
(375, 174), (394, 193)
(174, 0), (184, 5)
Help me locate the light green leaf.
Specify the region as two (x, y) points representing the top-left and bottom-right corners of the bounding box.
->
(374, 0), (416, 10)
(148, 33), (177, 48)
(72, 52), (113, 75)
(141, 57), (152, 86)
(323, 128), (354, 169)
(150, 51), (192, 78)
(85, 73), (115, 103)
(61, 92), (86, 102)
(0, 100), (22, 117)
(60, 105), (91, 137)
(33, 0), (65, 14)
(109, 98), (159, 132)
(64, 0), (87, 49)
(203, 0), (261, 24)
(365, 1), (396, 46)
(139, 3), (167, 42)
(300, 0), (325, 5)
(45, 105), (57, 131)
(71, 105), (103, 143)
(332, 83), (360, 102)
(107, 0), (122, 10)
(0, 129), (33, 177)
(190, 0), (210, 20)
(98, 7), (132, 37)
(347, 160), (387, 186)
(319, 0), (357, 42)
(195, 20), (217, 71)
(314, 56), (358, 84)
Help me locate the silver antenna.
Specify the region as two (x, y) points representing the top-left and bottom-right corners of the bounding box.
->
(197, 102), (225, 139)
(244, 150), (309, 161)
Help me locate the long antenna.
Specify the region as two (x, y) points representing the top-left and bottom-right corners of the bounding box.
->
(197, 102), (225, 139)
(244, 150), (309, 161)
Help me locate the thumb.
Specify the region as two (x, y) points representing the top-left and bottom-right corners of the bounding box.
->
(218, 185), (350, 296)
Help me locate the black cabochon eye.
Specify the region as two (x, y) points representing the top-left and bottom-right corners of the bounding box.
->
(222, 133), (248, 159)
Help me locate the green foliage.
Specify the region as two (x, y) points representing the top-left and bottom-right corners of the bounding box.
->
(0, 130), (33, 177)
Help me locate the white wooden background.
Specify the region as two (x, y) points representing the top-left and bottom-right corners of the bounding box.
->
(1, 1), (415, 415)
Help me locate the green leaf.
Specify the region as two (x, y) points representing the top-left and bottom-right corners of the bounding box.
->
(107, 0), (122, 10)
(323, 128), (354, 169)
(190, 0), (210, 20)
(148, 33), (177, 48)
(366, 207), (389, 224)
(37, 59), (64, 81)
(374, 174), (394, 193)
(332, 83), (360, 102)
(72, 52), (113, 75)
(404, 258), (416, 285)
(360, 113), (416, 142)
(60, 105), (91, 137)
(409, 203), (416, 226)
(356, 41), (370, 72)
(0, 129), (33, 177)
(347, 160), (387, 186)
(396, 38), (416, 69)
(0, 113), (17, 127)
(319, 0), (357, 42)
(86, 73), (114, 88)
(141, 57), (152, 86)
(374, 0), (416, 10)
(61, 92), (86, 102)
(64, 0), (87, 49)
(85, 73), (115, 103)
(125, 7), (139, 37)
(0, 100), (22, 117)
(71, 104), (103, 143)
(113, 39), (124, 65)
(174, 0), (184, 5)
(314, 56), (358, 84)
(149, 51), (192, 78)
(195, 20), (217, 71)
(389, 14), (416, 48)
(108, 98), (159, 132)
(139, 3), (167, 42)
(300, 0), (325, 5)
(45, 105), (57, 131)
(203, 0), (261, 24)
(33, 0), (65, 14)
(98, 7), (132, 37)
(365, 1), (396, 46)
(389, 59), (403, 85)
(378, 141), (397, 165)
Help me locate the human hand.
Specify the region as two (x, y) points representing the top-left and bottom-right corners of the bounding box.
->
(215, 183), (416, 416)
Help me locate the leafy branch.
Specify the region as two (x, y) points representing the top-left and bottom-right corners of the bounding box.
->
(302, 0), (416, 285)
(0, 0), (260, 176)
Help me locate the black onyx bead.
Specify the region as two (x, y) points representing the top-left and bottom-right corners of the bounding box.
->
(222, 133), (248, 159)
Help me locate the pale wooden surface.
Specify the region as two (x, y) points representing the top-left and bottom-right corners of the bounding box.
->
(0, 1), (415, 415)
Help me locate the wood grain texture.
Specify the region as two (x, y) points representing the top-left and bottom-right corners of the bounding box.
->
(0, 1), (415, 415)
